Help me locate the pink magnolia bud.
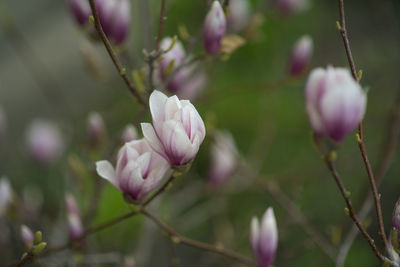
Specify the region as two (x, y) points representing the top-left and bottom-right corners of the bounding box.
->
(276, 0), (309, 15)
(20, 225), (34, 250)
(0, 177), (12, 217)
(67, 0), (91, 25)
(141, 90), (206, 166)
(121, 124), (138, 143)
(251, 207), (278, 267)
(393, 198), (400, 232)
(227, 0), (251, 33)
(65, 194), (84, 240)
(209, 131), (238, 186)
(87, 112), (106, 146)
(305, 66), (367, 142)
(288, 35), (313, 76)
(26, 120), (64, 164)
(0, 107), (6, 142)
(158, 37), (186, 83)
(96, 0), (131, 44)
(203, 1), (227, 54)
(96, 139), (170, 201)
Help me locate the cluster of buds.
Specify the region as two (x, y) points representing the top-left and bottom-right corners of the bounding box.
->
(288, 35), (313, 76)
(227, 0), (251, 33)
(25, 119), (64, 164)
(68, 0), (131, 44)
(19, 226), (47, 258)
(97, 90), (206, 202)
(87, 112), (106, 147)
(251, 207), (278, 267)
(65, 194), (84, 241)
(203, 1), (227, 54)
(305, 66), (367, 142)
(208, 131), (238, 186)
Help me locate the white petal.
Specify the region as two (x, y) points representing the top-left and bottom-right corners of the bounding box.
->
(162, 120), (192, 165)
(141, 123), (167, 159)
(165, 95), (182, 121)
(96, 160), (118, 188)
(150, 90), (168, 123)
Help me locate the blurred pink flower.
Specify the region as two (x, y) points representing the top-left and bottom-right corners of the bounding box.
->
(65, 193), (84, 240)
(204, 1), (227, 54)
(288, 35), (313, 76)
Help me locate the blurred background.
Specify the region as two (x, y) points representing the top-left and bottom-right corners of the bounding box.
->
(0, 0), (399, 266)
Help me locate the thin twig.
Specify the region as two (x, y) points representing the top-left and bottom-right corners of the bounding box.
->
(143, 174), (175, 206)
(337, 0), (389, 250)
(141, 208), (255, 266)
(87, 0), (148, 106)
(325, 159), (386, 262)
(156, 0), (167, 50)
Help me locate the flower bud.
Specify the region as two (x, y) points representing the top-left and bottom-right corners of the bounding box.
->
(122, 124), (138, 143)
(87, 112), (106, 146)
(158, 37), (186, 86)
(26, 120), (64, 164)
(227, 0), (251, 33)
(65, 194), (84, 240)
(96, 138), (170, 201)
(251, 207), (278, 267)
(393, 198), (400, 232)
(67, 0), (91, 25)
(276, 0), (309, 15)
(305, 66), (367, 142)
(203, 1), (227, 54)
(288, 35), (313, 76)
(0, 107), (6, 142)
(209, 131), (238, 186)
(141, 90), (206, 166)
(96, 0), (131, 44)
(20, 225), (34, 250)
(0, 177), (12, 217)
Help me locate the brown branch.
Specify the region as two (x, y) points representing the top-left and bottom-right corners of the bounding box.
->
(87, 0), (148, 106)
(337, 0), (389, 250)
(325, 159), (386, 262)
(141, 208), (255, 266)
(156, 0), (167, 50)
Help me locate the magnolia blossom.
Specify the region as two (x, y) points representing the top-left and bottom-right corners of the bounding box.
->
(0, 107), (6, 142)
(203, 0), (227, 54)
(0, 177), (12, 217)
(96, 139), (170, 201)
(393, 198), (400, 232)
(209, 131), (238, 186)
(122, 124), (138, 143)
(289, 35), (313, 76)
(65, 194), (84, 240)
(251, 207), (278, 267)
(305, 66), (367, 142)
(276, 0), (309, 14)
(227, 0), (251, 33)
(68, 0), (91, 25)
(26, 120), (64, 164)
(20, 225), (34, 250)
(87, 112), (106, 146)
(141, 90), (206, 166)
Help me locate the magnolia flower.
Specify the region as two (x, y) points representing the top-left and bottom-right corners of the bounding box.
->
(141, 90), (206, 166)
(227, 0), (251, 33)
(288, 35), (313, 76)
(96, 139), (170, 201)
(0, 177), (12, 218)
(276, 0), (309, 14)
(393, 198), (400, 232)
(26, 119), (64, 164)
(122, 124), (138, 143)
(0, 107), (6, 142)
(67, 0), (91, 25)
(209, 131), (238, 186)
(203, 0), (227, 54)
(251, 207), (278, 267)
(20, 225), (34, 250)
(87, 112), (106, 146)
(65, 194), (84, 240)
(305, 66), (367, 142)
